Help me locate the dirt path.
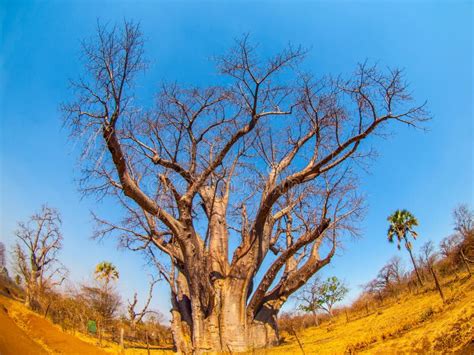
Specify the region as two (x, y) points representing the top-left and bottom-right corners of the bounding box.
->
(0, 303), (48, 355)
(0, 295), (109, 355)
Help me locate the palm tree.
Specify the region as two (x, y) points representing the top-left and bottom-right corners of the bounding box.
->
(93, 261), (119, 343)
(94, 261), (119, 288)
(387, 209), (424, 286)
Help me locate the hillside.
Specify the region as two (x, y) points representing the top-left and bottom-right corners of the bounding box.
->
(0, 294), (111, 355)
(0, 294), (171, 355)
(265, 275), (474, 354)
(0, 275), (472, 354)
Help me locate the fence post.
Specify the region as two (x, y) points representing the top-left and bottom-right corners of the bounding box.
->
(461, 249), (472, 277)
(120, 327), (125, 353)
(290, 326), (305, 355)
(145, 330), (150, 355)
(429, 265), (445, 303)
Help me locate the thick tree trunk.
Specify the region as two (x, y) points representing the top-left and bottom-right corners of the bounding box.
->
(164, 186), (329, 353)
(25, 290), (33, 308)
(25, 271), (39, 309)
(170, 277), (279, 354)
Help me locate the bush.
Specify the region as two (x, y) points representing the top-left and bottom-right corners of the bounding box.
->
(419, 307), (434, 323)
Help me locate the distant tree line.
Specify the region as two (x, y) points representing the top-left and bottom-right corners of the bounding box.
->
(285, 204), (473, 333)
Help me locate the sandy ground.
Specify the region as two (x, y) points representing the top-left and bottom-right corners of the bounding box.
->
(0, 302), (48, 355)
(0, 295), (109, 355)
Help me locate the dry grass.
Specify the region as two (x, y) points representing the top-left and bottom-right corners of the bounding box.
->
(256, 274), (473, 354)
(0, 294), (173, 354)
(0, 294), (110, 354)
(1, 274), (472, 354)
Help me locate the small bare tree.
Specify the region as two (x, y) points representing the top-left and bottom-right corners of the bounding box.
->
(439, 233), (463, 259)
(0, 242), (6, 275)
(296, 276), (322, 325)
(94, 262), (120, 323)
(453, 204), (474, 238)
(439, 233), (463, 275)
(419, 241), (445, 303)
(363, 278), (385, 303)
(81, 262), (121, 343)
(80, 284), (121, 339)
(63, 21), (428, 352)
(376, 256), (405, 296)
(12, 205), (67, 309)
(385, 256), (404, 285)
(453, 204), (474, 276)
(127, 276), (159, 329)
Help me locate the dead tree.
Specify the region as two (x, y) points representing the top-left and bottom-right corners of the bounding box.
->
(13, 205), (67, 309)
(453, 204), (473, 238)
(385, 256), (404, 285)
(0, 242), (6, 275)
(296, 275), (322, 326)
(439, 233), (462, 260)
(63, 21), (429, 353)
(453, 204), (474, 276)
(420, 241), (445, 303)
(379, 256), (405, 294)
(363, 279), (385, 303)
(127, 276), (159, 329)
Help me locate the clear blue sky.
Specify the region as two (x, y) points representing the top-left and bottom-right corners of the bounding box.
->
(1, 0), (472, 318)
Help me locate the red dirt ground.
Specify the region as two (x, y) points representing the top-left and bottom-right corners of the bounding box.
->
(0, 295), (109, 355)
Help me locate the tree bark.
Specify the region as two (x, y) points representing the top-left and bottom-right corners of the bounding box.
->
(170, 275), (280, 354)
(406, 243), (424, 287)
(460, 249), (472, 277)
(428, 265), (445, 303)
(25, 270), (39, 309)
(312, 310), (319, 326)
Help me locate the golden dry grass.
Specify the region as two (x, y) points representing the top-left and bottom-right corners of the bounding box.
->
(259, 275), (473, 354)
(0, 294), (110, 354)
(0, 294), (172, 354)
(0, 275), (472, 354)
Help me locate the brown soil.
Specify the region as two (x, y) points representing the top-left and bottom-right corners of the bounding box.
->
(0, 303), (48, 355)
(0, 295), (109, 354)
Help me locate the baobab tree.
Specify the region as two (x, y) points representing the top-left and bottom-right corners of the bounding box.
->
(63, 21), (428, 353)
(12, 205), (67, 309)
(387, 209), (424, 287)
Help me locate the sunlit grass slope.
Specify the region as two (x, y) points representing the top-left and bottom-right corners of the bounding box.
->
(0, 294), (172, 354)
(1, 275), (472, 354)
(262, 275), (473, 354)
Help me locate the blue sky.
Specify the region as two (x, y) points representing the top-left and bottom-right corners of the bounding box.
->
(1, 0), (472, 318)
